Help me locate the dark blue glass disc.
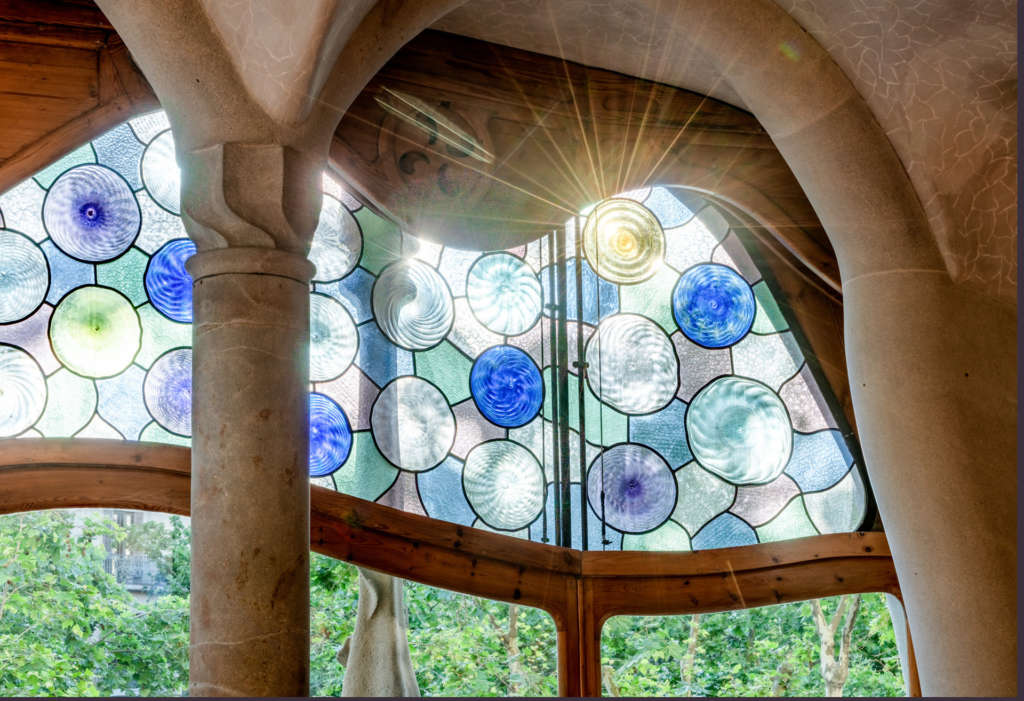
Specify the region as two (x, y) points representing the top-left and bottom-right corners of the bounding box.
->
(672, 263), (755, 348)
(145, 238), (196, 322)
(470, 345), (543, 428)
(309, 392), (352, 477)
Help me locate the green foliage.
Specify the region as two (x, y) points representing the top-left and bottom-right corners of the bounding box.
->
(0, 511), (188, 696)
(1, 511), (905, 697)
(601, 595), (905, 697)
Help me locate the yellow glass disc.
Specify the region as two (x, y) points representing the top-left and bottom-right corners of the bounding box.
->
(582, 198), (664, 284)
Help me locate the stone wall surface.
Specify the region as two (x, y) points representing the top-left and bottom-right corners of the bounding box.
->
(775, 0), (1017, 302)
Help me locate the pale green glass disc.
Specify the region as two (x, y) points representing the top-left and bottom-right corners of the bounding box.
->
(50, 286), (141, 378)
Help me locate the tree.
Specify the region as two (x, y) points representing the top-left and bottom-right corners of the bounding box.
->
(2, 510), (905, 697)
(0, 511), (188, 696)
(811, 595), (862, 696)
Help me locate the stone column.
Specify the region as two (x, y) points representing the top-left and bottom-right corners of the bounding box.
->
(184, 143), (322, 697)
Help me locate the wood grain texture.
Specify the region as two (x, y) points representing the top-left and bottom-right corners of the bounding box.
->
(0, 439), (913, 696)
(331, 30), (842, 291)
(0, 34), (157, 188)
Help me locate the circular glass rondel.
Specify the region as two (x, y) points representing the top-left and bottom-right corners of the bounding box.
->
(470, 345), (543, 428)
(686, 375), (792, 485)
(371, 376), (455, 471)
(0, 344), (46, 437)
(0, 230), (48, 323)
(582, 198), (665, 284)
(309, 392), (352, 477)
(673, 263), (755, 348)
(372, 259), (454, 350)
(585, 313), (678, 415)
(44, 165), (141, 262)
(464, 440), (545, 531)
(144, 347), (192, 437)
(466, 253), (542, 335)
(50, 286), (141, 378)
(586, 443), (676, 533)
(145, 238), (195, 323)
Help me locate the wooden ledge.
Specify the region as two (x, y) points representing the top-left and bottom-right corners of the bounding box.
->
(0, 438), (899, 614)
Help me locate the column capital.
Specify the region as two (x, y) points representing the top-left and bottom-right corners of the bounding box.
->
(185, 247), (315, 284)
(179, 141), (324, 258)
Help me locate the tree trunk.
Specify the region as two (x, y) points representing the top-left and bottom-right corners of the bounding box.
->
(811, 595), (862, 697)
(679, 613), (702, 696)
(771, 653), (794, 696)
(602, 665), (621, 696)
(482, 601), (527, 694)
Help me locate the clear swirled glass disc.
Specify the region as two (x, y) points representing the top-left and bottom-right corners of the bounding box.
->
(582, 198), (665, 284)
(0, 231), (48, 323)
(466, 253), (541, 335)
(43, 165), (141, 262)
(50, 286), (141, 378)
(310, 293), (358, 382)
(585, 313), (677, 414)
(141, 130), (181, 214)
(0, 344), (46, 437)
(144, 238), (195, 323)
(372, 259), (453, 350)
(308, 392), (352, 476)
(686, 376), (792, 485)
(470, 345), (543, 428)
(586, 444), (676, 533)
(672, 263), (755, 348)
(143, 347), (192, 436)
(371, 376), (454, 471)
(463, 440), (545, 531)
(309, 195), (362, 282)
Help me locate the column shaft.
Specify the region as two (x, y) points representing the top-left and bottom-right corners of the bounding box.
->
(188, 250), (312, 696)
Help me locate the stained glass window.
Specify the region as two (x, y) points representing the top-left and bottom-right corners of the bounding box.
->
(0, 111), (868, 551)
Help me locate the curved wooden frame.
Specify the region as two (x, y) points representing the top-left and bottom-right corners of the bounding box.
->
(0, 439), (918, 696)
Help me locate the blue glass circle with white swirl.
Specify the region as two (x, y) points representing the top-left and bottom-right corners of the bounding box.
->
(145, 238), (195, 323)
(143, 347), (192, 436)
(466, 253), (542, 335)
(686, 375), (792, 485)
(308, 392), (352, 477)
(470, 345), (543, 428)
(586, 444), (676, 533)
(0, 230), (48, 323)
(672, 263), (755, 348)
(43, 164), (141, 262)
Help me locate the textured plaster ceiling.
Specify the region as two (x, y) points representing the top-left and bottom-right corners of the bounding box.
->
(433, 0), (1017, 302)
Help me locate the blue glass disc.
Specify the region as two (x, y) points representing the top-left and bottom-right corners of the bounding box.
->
(672, 263), (755, 348)
(309, 392), (352, 477)
(43, 164), (141, 262)
(143, 347), (192, 436)
(470, 345), (543, 428)
(586, 444), (676, 533)
(145, 238), (196, 322)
